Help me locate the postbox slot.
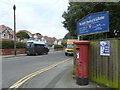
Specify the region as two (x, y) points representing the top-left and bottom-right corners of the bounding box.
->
(76, 48), (80, 50)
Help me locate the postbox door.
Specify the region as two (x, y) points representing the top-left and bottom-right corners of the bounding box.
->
(80, 45), (88, 78)
(76, 45), (88, 78)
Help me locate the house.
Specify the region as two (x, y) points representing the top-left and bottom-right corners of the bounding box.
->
(0, 25), (63, 46)
(32, 33), (43, 41)
(42, 36), (57, 46)
(32, 33), (46, 44)
(0, 25), (14, 40)
(57, 39), (63, 45)
(54, 39), (63, 45)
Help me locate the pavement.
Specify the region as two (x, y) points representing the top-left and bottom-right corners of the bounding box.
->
(1, 54), (26, 58)
(1, 51), (107, 89)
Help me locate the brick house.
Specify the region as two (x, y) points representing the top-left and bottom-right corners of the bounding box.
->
(0, 25), (14, 40)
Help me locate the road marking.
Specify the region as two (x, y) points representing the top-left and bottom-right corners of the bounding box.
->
(8, 58), (71, 90)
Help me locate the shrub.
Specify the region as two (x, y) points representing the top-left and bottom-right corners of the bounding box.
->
(16, 42), (26, 49)
(1, 40), (14, 49)
(1, 40), (26, 49)
(54, 44), (64, 49)
(48, 45), (52, 47)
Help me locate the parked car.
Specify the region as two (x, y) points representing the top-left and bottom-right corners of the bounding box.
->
(26, 41), (49, 56)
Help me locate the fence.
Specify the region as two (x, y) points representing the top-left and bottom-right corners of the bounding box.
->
(88, 38), (120, 89)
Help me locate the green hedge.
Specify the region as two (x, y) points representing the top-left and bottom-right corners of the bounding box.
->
(16, 42), (26, 49)
(54, 44), (64, 49)
(1, 40), (26, 49)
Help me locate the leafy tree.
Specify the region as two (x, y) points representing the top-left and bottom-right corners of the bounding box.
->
(16, 32), (30, 41)
(62, 2), (120, 40)
(62, 2), (96, 39)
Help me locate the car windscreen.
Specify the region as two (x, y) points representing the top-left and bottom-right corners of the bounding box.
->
(67, 45), (74, 49)
(26, 42), (34, 48)
(34, 44), (44, 48)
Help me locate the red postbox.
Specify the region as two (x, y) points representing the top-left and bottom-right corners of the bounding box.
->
(74, 41), (90, 85)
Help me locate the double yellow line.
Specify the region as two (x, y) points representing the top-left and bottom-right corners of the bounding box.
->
(8, 58), (71, 90)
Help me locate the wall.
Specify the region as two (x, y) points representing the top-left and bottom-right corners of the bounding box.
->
(88, 39), (120, 89)
(0, 49), (25, 55)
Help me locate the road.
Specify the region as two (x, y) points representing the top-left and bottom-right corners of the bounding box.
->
(2, 50), (72, 88)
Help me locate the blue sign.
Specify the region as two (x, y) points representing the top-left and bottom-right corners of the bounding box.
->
(100, 41), (110, 56)
(77, 11), (109, 35)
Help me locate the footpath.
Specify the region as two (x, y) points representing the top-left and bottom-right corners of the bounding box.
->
(1, 54), (26, 58)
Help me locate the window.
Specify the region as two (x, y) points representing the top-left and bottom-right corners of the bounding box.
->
(2, 33), (4, 38)
(2, 33), (9, 39)
(67, 45), (74, 49)
(27, 42), (33, 48)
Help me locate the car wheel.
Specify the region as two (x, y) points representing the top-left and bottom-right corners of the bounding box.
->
(65, 53), (68, 56)
(34, 53), (38, 56)
(45, 52), (48, 55)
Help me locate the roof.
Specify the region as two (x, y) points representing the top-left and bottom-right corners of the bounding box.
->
(27, 40), (45, 44)
(0, 25), (14, 34)
(33, 33), (43, 38)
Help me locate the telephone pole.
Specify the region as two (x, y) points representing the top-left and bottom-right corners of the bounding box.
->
(13, 5), (16, 56)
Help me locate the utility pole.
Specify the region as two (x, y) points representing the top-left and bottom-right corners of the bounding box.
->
(13, 5), (16, 56)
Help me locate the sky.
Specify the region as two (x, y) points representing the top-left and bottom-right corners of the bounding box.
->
(0, 0), (69, 39)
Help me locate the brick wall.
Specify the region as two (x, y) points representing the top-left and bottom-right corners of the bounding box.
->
(0, 49), (25, 55)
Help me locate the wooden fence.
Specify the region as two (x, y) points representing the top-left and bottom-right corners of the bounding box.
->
(88, 38), (120, 89)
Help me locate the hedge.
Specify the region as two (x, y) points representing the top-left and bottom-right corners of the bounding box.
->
(0, 40), (26, 49)
(54, 44), (64, 49)
(16, 42), (26, 49)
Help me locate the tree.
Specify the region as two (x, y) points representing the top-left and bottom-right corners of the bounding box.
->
(62, 2), (96, 39)
(62, 2), (120, 39)
(16, 32), (30, 41)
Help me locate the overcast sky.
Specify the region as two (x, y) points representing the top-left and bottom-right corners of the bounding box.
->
(0, 0), (69, 39)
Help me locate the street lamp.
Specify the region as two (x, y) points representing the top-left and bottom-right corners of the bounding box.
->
(13, 5), (16, 56)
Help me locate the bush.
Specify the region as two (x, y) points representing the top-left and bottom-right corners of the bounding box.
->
(1, 40), (14, 49)
(54, 44), (64, 49)
(16, 42), (26, 49)
(48, 45), (52, 47)
(1, 40), (26, 49)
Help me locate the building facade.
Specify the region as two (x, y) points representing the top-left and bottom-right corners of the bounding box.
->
(0, 25), (63, 45)
(0, 25), (14, 40)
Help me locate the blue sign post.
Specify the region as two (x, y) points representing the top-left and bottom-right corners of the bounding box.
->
(77, 11), (109, 35)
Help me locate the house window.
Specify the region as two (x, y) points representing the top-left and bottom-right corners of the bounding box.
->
(2, 33), (4, 38)
(2, 33), (9, 39)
